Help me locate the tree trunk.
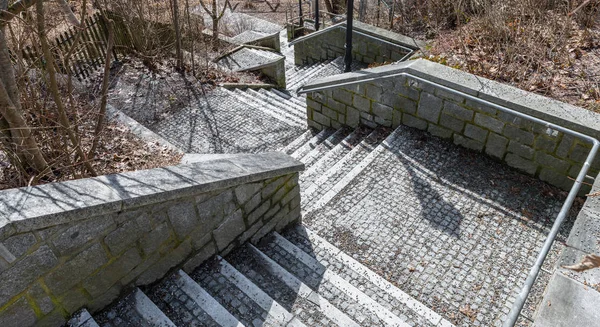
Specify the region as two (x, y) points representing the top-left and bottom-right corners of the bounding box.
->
(172, 0), (183, 71)
(89, 19), (114, 159)
(0, 27), (49, 174)
(212, 18), (219, 51)
(35, 0), (96, 176)
(211, 0), (219, 51)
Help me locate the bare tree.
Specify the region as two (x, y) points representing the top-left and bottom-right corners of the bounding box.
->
(198, 0), (227, 51)
(0, 0), (50, 175)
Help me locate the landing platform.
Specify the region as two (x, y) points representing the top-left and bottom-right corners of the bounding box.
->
(302, 125), (579, 327)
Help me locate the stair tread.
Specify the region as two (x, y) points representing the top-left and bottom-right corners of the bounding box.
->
(283, 226), (452, 327)
(96, 288), (176, 327)
(299, 127), (352, 171)
(228, 88), (306, 128)
(190, 256), (302, 327)
(67, 309), (99, 327)
(291, 128), (335, 160)
(148, 270), (242, 327)
(257, 233), (410, 327)
(227, 245), (359, 327)
(301, 127), (389, 212)
(280, 129), (317, 155)
(257, 89), (306, 115)
(299, 126), (372, 185)
(245, 89), (305, 120)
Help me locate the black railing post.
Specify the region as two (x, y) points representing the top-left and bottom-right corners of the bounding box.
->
(315, 0), (320, 31)
(344, 0), (354, 72)
(298, 0), (303, 26)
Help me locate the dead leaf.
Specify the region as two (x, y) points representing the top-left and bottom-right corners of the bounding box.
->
(459, 304), (477, 322)
(562, 254), (600, 272)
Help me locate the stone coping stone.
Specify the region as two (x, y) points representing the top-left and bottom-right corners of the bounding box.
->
(534, 273), (600, 327)
(230, 30), (274, 44)
(217, 47), (284, 72)
(289, 21), (424, 51)
(0, 152), (303, 237)
(301, 59), (600, 140)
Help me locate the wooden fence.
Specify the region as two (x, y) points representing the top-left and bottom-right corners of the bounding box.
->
(13, 13), (120, 81)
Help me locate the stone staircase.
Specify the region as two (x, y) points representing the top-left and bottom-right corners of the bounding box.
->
(68, 122), (455, 327)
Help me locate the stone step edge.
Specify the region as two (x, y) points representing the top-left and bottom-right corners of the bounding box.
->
(286, 60), (330, 82)
(293, 226), (455, 327)
(290, 128), (335, 160)
(299, 128), (365, 185)
(288, 57), (345, 90)
(247, 244), (360, 327)
(256, 88), (306, 114)
(216, 256), (306, 327)
(308, 125), (403, 213)
(66, 309), (99, 327)
(287, 61), (336, 89)
(270, 233), (410, 327)
(174, 270), (245, 327)
(245, 88), (306, 120)
(268, 88), (307, 108)
(299, 128), (351, 171)
(132, 288), (177, 327)
(218, 87), (300, 128)
(280, 129), (316, 155)
(229, 88), (306, 127)
(300, 128), (384, 208)
(236, 88), (306, 125)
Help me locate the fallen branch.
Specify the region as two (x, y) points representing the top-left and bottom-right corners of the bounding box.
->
(568, 0), (592, 17)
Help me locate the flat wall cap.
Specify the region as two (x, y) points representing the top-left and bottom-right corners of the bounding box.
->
(289, 21), (425, 50)
(0, 152), (304, 237)
(301, 59), (600, 140)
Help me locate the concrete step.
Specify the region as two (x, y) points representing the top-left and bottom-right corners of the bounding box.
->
(304, 125), (405, 214)
(269, 88), (307, 107)
(257, 232), (411, 327)
(245, 88), (305, 121)
(95, 288), (177, 327)
(299, 126), (372, 186)
(300, 127), (390, 213)
(286, 62), (324, 82)
(227, 88), (306, 128)
(280, 129), (317, 155)
(257, 89), (306, 116)
(290, 128), (335, 160)
(147, 270), (243, 327)
(66, 309), (100, 327)
(226, 244), (359, 327)
(283, 226), (455, 327)
(287, 58), (345, 90)
(190, 256), (304, 327)
(299, 127), (352, 172)
(287, 60), (333, 88)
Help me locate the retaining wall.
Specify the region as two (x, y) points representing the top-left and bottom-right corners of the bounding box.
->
(292, 21), (422, 66)
(303, 59), (600, 192)
(0, 152), (303, 326)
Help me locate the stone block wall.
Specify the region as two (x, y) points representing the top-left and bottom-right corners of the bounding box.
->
(0, 152), (303, 326)
(304, 59), (600, 192)
(293, 21), (421, 66)
(245, 33), (281, 52)
(255, 58), (286, 88)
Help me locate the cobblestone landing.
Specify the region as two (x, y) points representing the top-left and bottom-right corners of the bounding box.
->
(302, 124), (580, 326)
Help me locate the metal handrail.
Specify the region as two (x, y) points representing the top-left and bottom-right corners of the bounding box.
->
(297, 70), (600, 327)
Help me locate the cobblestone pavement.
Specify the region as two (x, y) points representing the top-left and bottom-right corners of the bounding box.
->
(147, 275), (220, 327)
(109, 70), (304, 153)
(303, 125), (581, 327)
(190, 257), (281, 327)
